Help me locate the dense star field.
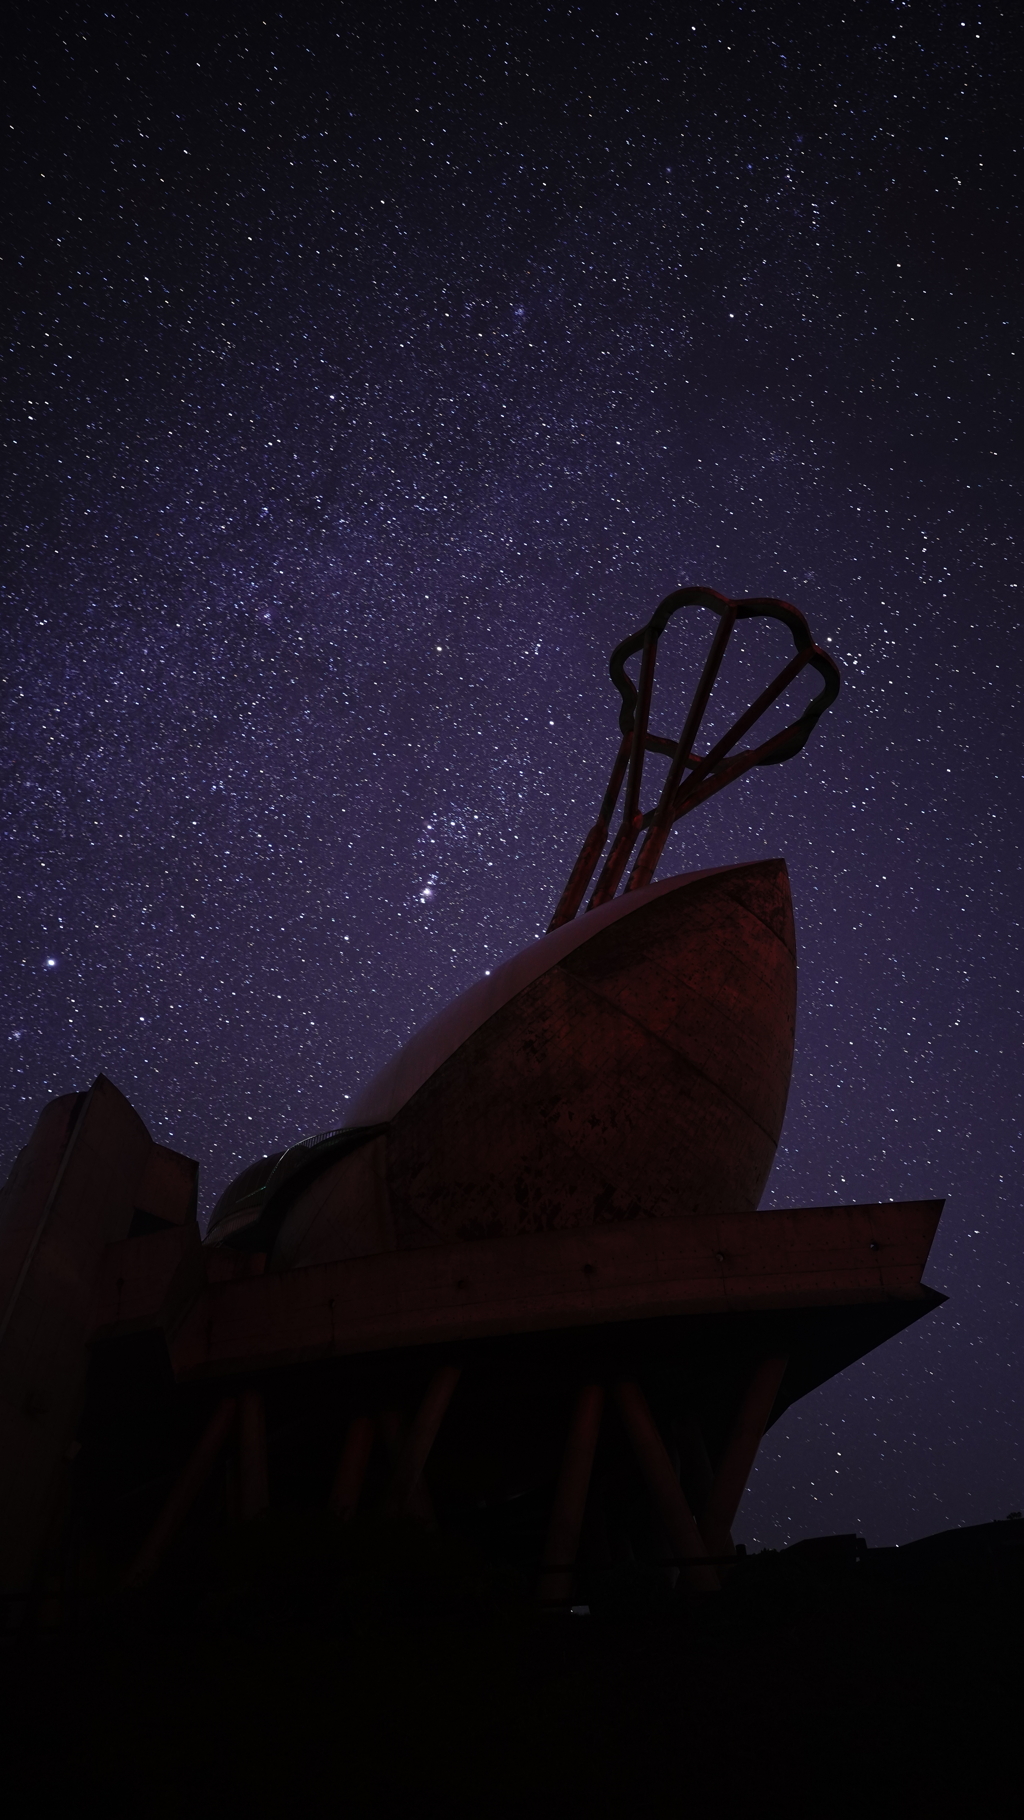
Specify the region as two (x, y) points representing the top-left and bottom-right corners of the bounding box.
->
(2, 4), (1021, 1547)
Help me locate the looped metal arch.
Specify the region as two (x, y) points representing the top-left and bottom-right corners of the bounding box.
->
(548, 586), (840, 931)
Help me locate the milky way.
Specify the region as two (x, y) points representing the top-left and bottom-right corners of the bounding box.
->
(2, 5), (1021, 1545)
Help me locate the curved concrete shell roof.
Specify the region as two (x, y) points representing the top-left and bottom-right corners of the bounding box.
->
(344, 865), (738, 1130)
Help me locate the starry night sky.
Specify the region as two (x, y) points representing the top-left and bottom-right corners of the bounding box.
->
(3, 3), (1021, 1547)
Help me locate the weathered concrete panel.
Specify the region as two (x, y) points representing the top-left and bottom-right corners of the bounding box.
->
(0, 1079), (197, 1596)
(164, 1200), (945, 1381)
(383, 860), (796, 1247)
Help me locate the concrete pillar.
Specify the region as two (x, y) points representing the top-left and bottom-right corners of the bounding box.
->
(537, 1383), (604, 1606)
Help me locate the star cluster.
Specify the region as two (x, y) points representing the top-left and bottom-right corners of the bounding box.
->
(2, 3), (1021, 1545)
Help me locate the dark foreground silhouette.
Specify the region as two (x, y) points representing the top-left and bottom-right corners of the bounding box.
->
(3, 1514), (1022, 1818)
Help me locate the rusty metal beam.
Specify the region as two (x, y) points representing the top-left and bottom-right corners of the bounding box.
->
(537, 1383), (604, 1606)
(547, 734), (632, 929)
(626, 600), (737, 895)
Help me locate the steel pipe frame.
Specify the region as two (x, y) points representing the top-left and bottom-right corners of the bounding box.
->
(548, 588), (840, 930)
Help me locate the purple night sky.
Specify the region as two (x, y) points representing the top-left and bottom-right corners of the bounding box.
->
(2, 4), (1021, 1547)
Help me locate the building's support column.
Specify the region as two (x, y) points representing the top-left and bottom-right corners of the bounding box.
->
(700, 1356), (788, 1561)
(675, 1407), (714, 1520)
(537, 1383), (604, 1607)
(123, 1396), (237, 1590)
(382, 1365), (461, 1519)
(238, 1389), (268, 1521)
(329, 1414), (375, 1519)
(614, 1380), (719, 1593)
(378, 1410), (433, 1521)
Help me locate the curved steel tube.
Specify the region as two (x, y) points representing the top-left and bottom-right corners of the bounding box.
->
(548, 587), (840, 930)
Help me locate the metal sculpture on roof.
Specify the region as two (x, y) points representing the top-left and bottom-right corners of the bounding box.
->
(551, 587), (840, 928)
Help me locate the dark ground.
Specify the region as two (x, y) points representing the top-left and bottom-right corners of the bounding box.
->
(2, 1517), (1022, 1818)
